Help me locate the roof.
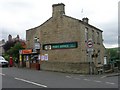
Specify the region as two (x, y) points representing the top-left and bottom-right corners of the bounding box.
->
(26, 16), (103, 33)
(63, 15), (103, 32)
(27, 15), (103, 33)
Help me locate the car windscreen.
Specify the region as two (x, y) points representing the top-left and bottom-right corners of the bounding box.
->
(0, 57), (5, 60)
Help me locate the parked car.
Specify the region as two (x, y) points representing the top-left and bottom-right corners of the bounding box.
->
(0, 56), (9, 67)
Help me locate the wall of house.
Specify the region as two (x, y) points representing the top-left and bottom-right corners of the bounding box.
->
(26, 3), (105, 74)
(40, 16), (82, 63)
(0, 40), (5, 55)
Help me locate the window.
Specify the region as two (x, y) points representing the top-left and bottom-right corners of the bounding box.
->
(96, 32), (100, 44)
(97, 50), (101, 64)
(92, 30), (95, 43)
(85, 27), (88, 42)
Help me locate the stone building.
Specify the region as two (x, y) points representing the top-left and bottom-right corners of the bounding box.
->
(26, 3), (106, 74)
(0, 39), (5, 55)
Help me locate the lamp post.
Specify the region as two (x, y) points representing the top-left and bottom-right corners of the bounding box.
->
(34, 37), (41, 70)
(34, 37), (40, 52)
(117, 50), (120, 70)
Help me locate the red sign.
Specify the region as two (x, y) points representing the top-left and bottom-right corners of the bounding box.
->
(21, 49), (32, 54)
(87, 40), (93, 48)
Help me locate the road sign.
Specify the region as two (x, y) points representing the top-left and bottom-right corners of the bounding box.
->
(86, 39), (94, 75)
(87, 39), (93, 48)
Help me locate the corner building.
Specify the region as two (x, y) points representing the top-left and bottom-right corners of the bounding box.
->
(26, 3), (106, 74)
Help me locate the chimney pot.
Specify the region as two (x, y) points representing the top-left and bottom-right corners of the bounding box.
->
(82, 17), (89, 23)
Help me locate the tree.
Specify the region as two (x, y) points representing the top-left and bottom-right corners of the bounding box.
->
(3, 41), (15, 52)
(7, 42), (24, 59)
(107, 47), (119, 61)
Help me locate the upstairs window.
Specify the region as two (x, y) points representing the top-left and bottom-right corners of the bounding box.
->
(85, 27), (88, 42)
(96, 32), (100, 44)
(92, 30), (95, 43)
(97, 50), (101, 64)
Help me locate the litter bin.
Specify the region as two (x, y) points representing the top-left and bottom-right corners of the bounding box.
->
(36, 63), (40, 70)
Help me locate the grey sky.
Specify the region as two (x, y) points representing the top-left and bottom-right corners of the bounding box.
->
(0, 0), (119, 48)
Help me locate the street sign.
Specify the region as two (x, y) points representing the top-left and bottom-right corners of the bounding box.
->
(87, 39), (93, 48)
(86, 39), (94, 75)
(34, 42), (40, 50)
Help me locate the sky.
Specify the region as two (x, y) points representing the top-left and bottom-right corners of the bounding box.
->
(0, 0), (119, 48)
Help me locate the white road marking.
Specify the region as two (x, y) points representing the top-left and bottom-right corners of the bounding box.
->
(94, 80), (102, 83)
(15, 77), (47, 88)
(74, 78), (81, 80)
(0, 73), (5, 76)
(66, 76), (72, 78)
(105, 82), (115, 85)
(101, 76), (106, 78)
(79, 75), (84, 76)
(83, 79), (90, 81)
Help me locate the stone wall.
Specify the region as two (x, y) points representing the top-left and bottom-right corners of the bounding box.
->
(40, 61), (90, 74)
(26, 3), (106, 74)
(0, 40), (5, 55)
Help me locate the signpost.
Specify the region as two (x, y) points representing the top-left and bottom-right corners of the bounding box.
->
(87, 39), (94, 75)
(87, 39), (93, 48)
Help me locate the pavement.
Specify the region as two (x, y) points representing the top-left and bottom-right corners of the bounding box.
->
(6, 66), (120, 77)
(105, 73), (120, 77)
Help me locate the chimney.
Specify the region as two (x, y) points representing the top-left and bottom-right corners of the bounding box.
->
(52, 3), (65, 17)
(8, 34), (12, 41)
(16, 35), (20, 40)
(82, 17), (89, 24)
(2, 39), (5, 43)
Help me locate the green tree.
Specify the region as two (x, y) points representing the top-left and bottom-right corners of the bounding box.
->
(6, 42), (24, 61)
(3, 41), (15, 52)
(107, 47), (119, 61)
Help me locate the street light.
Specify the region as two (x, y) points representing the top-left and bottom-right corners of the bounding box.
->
(33, 37), (41, 70)
(34, 37), (40, 51)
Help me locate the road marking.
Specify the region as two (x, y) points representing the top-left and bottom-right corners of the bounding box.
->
(79, 75), (84, 77)
(105, 82), (115, 85)
(66, 76), (72, 78)
(15, 77), (47, 88)
(94, 80), (102, 83)
(83, 79), (90, 81)
(101, 76), (106, 78)
(0, 73), (5, 76)
(74, 78), (81, 80)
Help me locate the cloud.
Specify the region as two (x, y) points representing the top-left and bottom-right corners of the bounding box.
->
(0, 0), (119, 48)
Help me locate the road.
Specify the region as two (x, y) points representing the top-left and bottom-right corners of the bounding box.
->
(0, 67), (119, 88)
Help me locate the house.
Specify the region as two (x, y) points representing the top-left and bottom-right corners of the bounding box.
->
(0, 39), (5, 55)
(8, 34), (26, 48)
(26, 3), (106, 74)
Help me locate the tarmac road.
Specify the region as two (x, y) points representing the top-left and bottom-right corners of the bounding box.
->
(1, 67), (119, 88)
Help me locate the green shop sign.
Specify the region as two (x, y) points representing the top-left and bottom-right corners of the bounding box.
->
(43, 42), (78, 50)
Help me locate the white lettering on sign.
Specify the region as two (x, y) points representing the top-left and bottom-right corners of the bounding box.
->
(87, 39), (93, 48)
(41, 55), (44, 61)
(44, 54), (48, 61)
